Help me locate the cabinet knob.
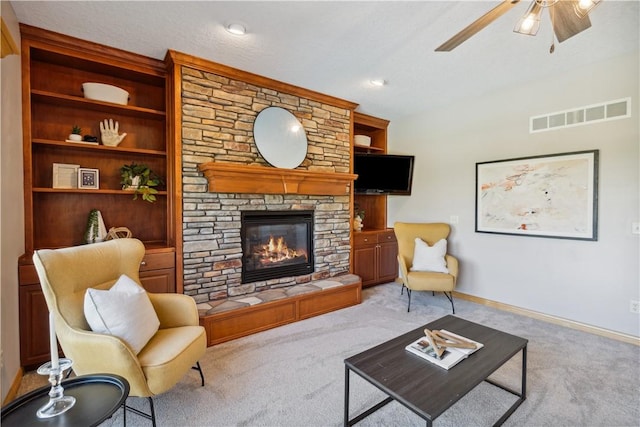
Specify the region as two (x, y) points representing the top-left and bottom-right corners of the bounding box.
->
(140, 261), (147, 266)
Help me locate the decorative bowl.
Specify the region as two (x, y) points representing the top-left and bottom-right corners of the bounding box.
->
(82, 83), (129, 105)
(354, 135), (372, 147)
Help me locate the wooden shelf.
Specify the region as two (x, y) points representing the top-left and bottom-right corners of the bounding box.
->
(33, 187), (168, 196)
(32, 139), (167, 156)
(354, 145), (384, 153)
(199, 162), (358, 196)
(31, 90), (166, 119)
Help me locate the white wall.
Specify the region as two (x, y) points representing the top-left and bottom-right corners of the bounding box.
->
(388, 52), (639, 337)
(1, 0), (24, 401)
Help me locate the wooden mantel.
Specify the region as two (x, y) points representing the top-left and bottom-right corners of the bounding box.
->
(198, 162), (358, 196)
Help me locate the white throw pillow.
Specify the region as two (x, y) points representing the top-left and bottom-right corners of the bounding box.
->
(410, 238), (449, 273)
(84, 274), (160, 354)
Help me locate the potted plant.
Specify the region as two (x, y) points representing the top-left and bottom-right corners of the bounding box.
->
(119, 163), (163, 203)
(68, 125), (82, 142)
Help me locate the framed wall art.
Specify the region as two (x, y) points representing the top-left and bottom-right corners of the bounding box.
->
(78, 168), (99, 189)
(475, 150), (598, 241)
(52, 163), (80, 189)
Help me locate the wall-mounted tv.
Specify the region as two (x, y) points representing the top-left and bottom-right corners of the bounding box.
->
(354, 153), (415, 195)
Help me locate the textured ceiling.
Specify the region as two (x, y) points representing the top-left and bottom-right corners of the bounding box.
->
(10, 1), (640, 121)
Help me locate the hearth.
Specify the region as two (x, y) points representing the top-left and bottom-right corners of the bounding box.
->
(241, 210), (314, 283)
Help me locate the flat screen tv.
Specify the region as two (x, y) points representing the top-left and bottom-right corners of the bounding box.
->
(354, 153), (415, 195)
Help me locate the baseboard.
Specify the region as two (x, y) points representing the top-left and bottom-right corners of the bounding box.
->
(453, 291), (640, 346)
(2, 366), (24, 406)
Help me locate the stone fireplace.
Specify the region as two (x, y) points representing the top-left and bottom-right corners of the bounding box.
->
(241, 210), (314, 283)
(173, 53), (358, 305)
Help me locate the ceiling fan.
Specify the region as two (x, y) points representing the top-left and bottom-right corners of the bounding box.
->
(435, 0), (602, 53)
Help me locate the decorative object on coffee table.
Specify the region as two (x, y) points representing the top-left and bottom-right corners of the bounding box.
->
(99, 118), (127, 147)
(406, 328), (484, 370)
(120, 163), (163, 202)
(422, 328), (478, 358)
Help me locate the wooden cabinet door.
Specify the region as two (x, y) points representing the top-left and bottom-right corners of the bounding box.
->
(139, 268), (176, 293)
(353, 245), (377, 287)
(378, 241), (399, 284)
(139, 251), (176, 292)
(19, 284), (53, 368)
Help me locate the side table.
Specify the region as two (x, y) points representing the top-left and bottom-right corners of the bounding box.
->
(2, 374), (130, 427)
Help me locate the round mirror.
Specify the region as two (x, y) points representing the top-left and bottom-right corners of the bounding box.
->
(253, 107), (308, 169)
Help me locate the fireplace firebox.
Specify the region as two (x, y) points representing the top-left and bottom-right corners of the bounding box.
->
(241, 210), (314, 283)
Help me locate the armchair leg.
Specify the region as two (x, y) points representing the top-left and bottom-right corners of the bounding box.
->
(444, 292), (455, 314)
(125, 397), (156, 427)
(406, 289), (412, 312)
(192, 361), (205, 387)
(400, 283), (405, 295)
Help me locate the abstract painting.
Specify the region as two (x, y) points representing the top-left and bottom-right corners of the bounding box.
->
(476, 150), (598, 240)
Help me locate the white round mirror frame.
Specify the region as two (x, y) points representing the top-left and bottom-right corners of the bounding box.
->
(253, 107), (308, 169)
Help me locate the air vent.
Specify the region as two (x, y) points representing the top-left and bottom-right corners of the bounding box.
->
(530, 98), (631, 133)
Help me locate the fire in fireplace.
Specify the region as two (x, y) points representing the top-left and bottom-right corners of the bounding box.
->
(241, 210), (314, 283)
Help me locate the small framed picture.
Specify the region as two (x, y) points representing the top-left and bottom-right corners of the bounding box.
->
(52, 163), (80, 189)
(78, 168), (99, 189)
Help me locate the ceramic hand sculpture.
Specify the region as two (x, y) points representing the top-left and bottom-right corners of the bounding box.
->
(99, 118), (127, 147)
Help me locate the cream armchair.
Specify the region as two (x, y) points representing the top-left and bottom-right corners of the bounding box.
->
(394, 222), (458, 313)
(33, 238), (206, 426)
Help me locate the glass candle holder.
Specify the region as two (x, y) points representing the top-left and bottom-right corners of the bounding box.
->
(36, 358), (76, 418)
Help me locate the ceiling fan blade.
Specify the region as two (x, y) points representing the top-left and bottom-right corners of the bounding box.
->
(435, 0), (522, 51)
(550, 0), (592, 43)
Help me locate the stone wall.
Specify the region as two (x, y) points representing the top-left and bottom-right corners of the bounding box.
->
(179, 65), (353, 303)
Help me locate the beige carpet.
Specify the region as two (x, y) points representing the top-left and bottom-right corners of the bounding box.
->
(16, 283), (640, 426)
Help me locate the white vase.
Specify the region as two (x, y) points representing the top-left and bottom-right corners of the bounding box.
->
(68, 134), (82, 141)
(123, 175), (141, 191)
(85, 210), (108, 243)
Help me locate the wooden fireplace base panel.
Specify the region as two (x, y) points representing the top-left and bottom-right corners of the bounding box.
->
(199, 275), (362, 346)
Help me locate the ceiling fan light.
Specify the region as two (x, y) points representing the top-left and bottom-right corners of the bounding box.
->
(574, 0), (601, 18)
(369, 79), (386, 87)
(514, 2), (543, 36)
(226, 23), (246, 36)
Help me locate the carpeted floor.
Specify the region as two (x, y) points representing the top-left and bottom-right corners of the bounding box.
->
(17, 282), (640, 426)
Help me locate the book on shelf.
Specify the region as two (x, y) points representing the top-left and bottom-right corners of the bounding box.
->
(405, 330), (484, 370)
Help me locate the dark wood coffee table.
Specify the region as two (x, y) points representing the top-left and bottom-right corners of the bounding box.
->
(344, 315), (527, 426)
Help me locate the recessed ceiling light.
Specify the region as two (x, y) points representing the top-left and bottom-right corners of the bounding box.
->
(369, 79), (386, 87)
(226, 23), (246, 36)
